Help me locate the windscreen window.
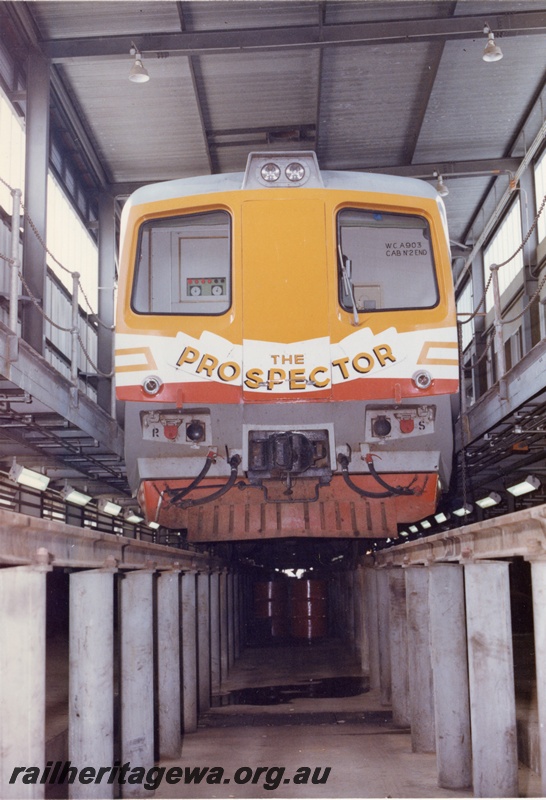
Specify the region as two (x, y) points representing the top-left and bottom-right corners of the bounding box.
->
(337, 208), (438, 312)
(132, 210), (231, 315)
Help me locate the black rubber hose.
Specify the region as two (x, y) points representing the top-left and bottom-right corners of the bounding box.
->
(175, 455), (242, 509)
(365, 454), (416, 496)
(168, 455), (215, 504)
(338, 454), (393, 499)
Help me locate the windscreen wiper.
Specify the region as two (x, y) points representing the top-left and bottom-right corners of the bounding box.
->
(338, 245), (360, 327)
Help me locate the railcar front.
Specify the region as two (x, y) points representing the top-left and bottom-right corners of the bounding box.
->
(115, 152), (458, 542)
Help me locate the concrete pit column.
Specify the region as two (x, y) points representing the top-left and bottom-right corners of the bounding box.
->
(181, 571), (198, 733)
(355, 566), (370, 675)
(376, 568), (391, 705)
(227, 572), (235, 669)
(219, 571), (229, 683)
(157, 569), (182, 759)
(530, 560), (546, 796)
(210, 571), (221, 694)
(0, 555), (51, 799)
(428, 564), (471, 790)
(362, 567), (380, 690)
(197, 571), (211, 713)
(464, 560), (517, 797)
(347, 570), (357, 651)
(388, 568), (410, 727)
(120, 569), (155, 798)
(69, 565), (116, 799)
(405, 566), (435, 753)
(233, 573), (241, 659)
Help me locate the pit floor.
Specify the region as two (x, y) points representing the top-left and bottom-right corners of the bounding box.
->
(156, 637), (541, 799)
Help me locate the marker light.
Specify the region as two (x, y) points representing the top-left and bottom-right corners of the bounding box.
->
(476, 491), (502, 509)
(260, 163), (281, 182)
(434, 512), (448, 523)
(409, 525), (419, 533)
(507, 475), (540, 497)
(285, 162), (305, 182)
(421, 520), (432, 529)
(9, 461), (50, 491)
(142, 375), (163, 396)
(412, 370), (432, 390)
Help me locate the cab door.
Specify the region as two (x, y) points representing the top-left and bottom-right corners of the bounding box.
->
(241, 195), (332, 403)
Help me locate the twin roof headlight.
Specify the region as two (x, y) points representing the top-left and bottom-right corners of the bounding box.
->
(260, 161), (306, 184)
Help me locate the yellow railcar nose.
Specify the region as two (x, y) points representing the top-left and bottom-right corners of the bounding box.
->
(241, 197), (332, 400)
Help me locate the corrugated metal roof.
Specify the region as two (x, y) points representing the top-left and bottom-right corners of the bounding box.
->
(8, 0), (546, 247)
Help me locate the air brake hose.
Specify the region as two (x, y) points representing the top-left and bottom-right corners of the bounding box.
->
(338, 454), (392, 499)
(168, 454), (215, 504)
(364, 453), (416, 496)
(338, 453), (416, 499)
(174, 454), (242, 509)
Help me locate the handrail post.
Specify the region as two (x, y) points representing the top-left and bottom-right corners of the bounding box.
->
(490, 263), (507, 400)
(8, 188), (22, 361)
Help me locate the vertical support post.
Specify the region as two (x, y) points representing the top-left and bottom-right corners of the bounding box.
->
(362, 567), (380, 689)
(517, 167), (538, 354)
(70, 272), (80, 390)
(389, 568), (410, 727)
(97, 192), (116, 414)
(376, 569), (391, 705)
(22, 52), (50, 355)
(197, 571), (211, 713)
(465, 561), (517, 797)
(210, 571), (221, 694)
(530, 560), (546, 797)
(219, 571), (229, 683)
(428, 564), (471, 790)
(490, 264), (507, 399)
(120, 570), (154, 797)
(157, 569), (181, 759)
(471, 249), (488, 400)
(406, 566), (435, 752)
(181, 571), (198, 733)
(9, 187), (22, 358)
(0, 560), (50, 799)
(69, 567), (116, 799)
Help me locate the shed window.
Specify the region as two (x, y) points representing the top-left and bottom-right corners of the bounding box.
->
(132, 210), (231, 315)
(337, 208), (438, 312)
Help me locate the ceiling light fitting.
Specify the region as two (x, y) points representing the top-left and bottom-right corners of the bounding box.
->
(9, 459), (50, 491)
(124, 510), (144, 524)
(453, 502), (473, 517)
(475, 491), (502, 509)
(483, 25), (503, 62)
(421, 520), (432, 529)
(99, 498), (122, 516)
(434, 511), (449, 523)
(129, 45), (150, 83)
(434, 172), (449, 197)
(61, 484), (92, 506)
(507, 475), (540, 497)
